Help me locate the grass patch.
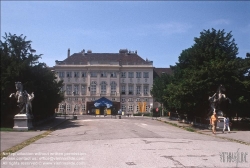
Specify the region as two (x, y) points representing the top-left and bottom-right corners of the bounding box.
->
(0, 128), (14, 132)
(185, 127), (195, 132)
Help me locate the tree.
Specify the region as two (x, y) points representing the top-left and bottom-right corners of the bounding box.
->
(161, 29), (250, 119)
(1, 33), (64, 127)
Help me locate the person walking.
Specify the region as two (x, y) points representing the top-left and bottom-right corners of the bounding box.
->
(210, 111), (218, 135)
(223, 115), (230, 133)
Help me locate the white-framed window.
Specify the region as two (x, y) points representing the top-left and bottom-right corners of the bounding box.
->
(66, 85), (72, 95)
(144, 98), (148, 102)
(67, 97), (71, 101)
(136, 98), (140, 102)
(100, 71), (107, 77)
(110, 81), (116, 95)
(100, 81), (107, 95)
(128, 85), (134, 95)
(59, 71), (64, 78)
(128, 105), (133, 112)
(81, 98), (85, 102)
(82, 72), (86, 77)
(128, 98), (133, 102)
(146, 105), (149, 112)
(110, 72), (117, 78)
(111, 98), (116, 101)
(143, 72), (149, 78)
(66, 71), (72, 78)
(136, 85), (141, 95)
(136, 72), (141, 78)
(121, 105), (126, 112)
(90, 71), (97, 77)
(121, 98), (126, 103)
(73, 85), (79, 95)
(66, 104), (71, 111)
(91, 97), (95, 101)
(143, 85), (149, 95)
(81, 104), (86, 111)
(81, 85), (86, 95)
(74, 72), (79, 78)
(91, 81), (97, 95)
(74, 97), (78, 101)
(128, 72), (134, 78)
(59, 104), (64, 112)
(121, 72), (126, 78)
(121, 85), (126, 95)
(136, 105), (139, 112)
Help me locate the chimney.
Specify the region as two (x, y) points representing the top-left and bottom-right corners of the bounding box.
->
(68, 48), (70, 57)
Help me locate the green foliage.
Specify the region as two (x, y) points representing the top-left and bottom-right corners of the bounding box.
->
(1, 33), (64, 127)
(151, 29), (250, 119)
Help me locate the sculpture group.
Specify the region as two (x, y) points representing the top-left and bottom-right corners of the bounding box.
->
(208, 84), (231, 116)
(9, 82), (34, 117)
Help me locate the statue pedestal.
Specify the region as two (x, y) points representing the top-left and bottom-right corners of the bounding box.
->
(13, 114), (33, 131)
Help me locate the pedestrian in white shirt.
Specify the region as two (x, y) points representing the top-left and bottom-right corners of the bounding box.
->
(223, 115), (230, 133)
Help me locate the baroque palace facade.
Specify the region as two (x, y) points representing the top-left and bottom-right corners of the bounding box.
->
(53, 48), (170, 115)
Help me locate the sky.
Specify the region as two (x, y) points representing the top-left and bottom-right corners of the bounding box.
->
(1, 1), (249, 68)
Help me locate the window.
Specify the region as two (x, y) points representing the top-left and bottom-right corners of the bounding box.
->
(81, 98), (85, 102)
(100, 81), (107, 95)
(143, 85), (149, 95)
(90, 71), (97, 77)
(60, 85), (65, 93)
(81, 104), (86, 111)
(121, 72), (126, 78)
(59, 72), (64, 78)
(121, 98), (126, 103)
(146, 105), (149, 112)
(66, 72), (72, 78)
(143, 72), (149, 78)
(128, 105), (133, 112)
(82, 72), (86, 77)
(136, 105), (139, 112)
(73, 85), (79, 95)
(110, 72), (117, 78)
(136, 72), (141, 78)
(121, 85), (126, 95)
(66, 104), (71, 111)
(128, 98), (133, 102)
(128, 85), (134, 95)
(100, 71), (107, 77)
(121, 105), (126, 112)
(81, 85), (86, 95)
(59, 104), (64, 112)
(66, 85), (72, 95)
(136, 98), (140, 102)
(111, 98), (116, 101)
(136, 85), (141, 95)
(128, 72), (134, 78)
(111, 81), (116, 95)
(74, 72), (79, 78)
(91, 97), (95, 101)
(91, 81), (97, 95)
(67, 97), (71, 101)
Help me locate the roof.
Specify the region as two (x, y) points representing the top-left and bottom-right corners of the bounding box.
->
(153, 67), (173, 78)
(55, 51), (153, 66)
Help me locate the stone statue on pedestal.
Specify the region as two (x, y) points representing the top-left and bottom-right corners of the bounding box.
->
(9, 82), (34, 117)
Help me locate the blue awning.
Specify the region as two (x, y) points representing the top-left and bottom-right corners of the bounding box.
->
(94, 97), (113, 108)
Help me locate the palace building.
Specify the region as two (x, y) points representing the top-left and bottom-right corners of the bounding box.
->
(52, 48), (170, 115)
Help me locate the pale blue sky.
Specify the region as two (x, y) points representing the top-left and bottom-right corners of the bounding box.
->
(1, 1), (249, 68)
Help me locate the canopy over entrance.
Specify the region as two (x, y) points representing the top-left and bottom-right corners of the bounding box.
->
(94, 97), (113, 108)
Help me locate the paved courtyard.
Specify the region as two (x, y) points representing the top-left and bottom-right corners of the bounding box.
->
(1, 116), (249, 168)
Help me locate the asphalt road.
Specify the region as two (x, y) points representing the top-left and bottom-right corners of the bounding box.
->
(1, 116), (249, 168)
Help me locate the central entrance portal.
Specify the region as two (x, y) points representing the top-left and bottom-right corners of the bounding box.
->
(86, 97), (120, 115)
